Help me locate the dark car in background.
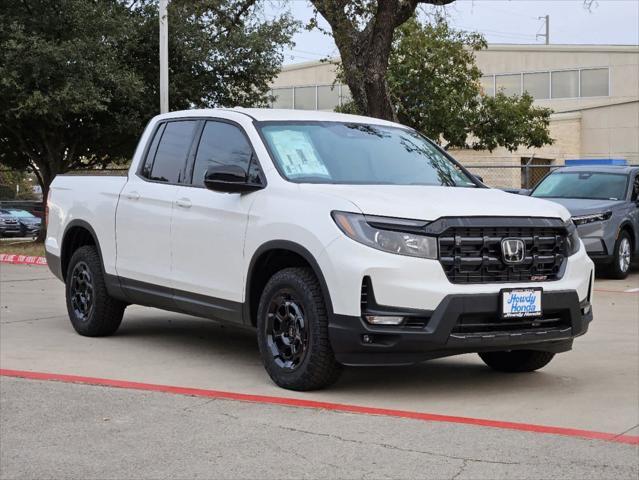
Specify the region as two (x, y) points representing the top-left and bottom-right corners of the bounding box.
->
(0, 210), (21, 237)
(14, 209), (42, 237)
(0, 209), (42, 238)
(530, 166), (639, 278)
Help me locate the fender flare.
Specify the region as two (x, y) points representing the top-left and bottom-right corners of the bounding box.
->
(618, 220), (637, 252)
(60, 220), (125, 300)
(61, 219), (103, 277)
(244, 240), (334, 325)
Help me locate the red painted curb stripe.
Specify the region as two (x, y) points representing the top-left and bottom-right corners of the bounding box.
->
(0, 254), (47, 266)
(594, 288), (639, 295)
(1, 369), (637, 445)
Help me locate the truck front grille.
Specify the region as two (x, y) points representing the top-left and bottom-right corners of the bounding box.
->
(438, 225), (568, 284)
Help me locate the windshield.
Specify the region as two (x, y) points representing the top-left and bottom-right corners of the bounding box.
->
(7, 210), (34, 218)
(532, 172), (628, 200)
(258, 122), (476, 187)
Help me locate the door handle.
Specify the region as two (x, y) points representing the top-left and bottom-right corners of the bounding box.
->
(126, 191), (140, 201)
(175, 198), (192, 208)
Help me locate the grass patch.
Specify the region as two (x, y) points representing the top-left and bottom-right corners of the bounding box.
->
(0, 240), (45, 257)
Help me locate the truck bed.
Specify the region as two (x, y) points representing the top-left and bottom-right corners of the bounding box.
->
(46, 175), (128, 276)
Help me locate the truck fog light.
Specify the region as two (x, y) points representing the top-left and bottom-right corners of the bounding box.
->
(364, 315), (404, 325)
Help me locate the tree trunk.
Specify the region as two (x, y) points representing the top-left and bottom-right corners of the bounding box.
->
(312, 0), (455, 121)
(35, 184), (48, 243)
(30, 159), (55, 243)
(341, 48), (396, 121)
(314, 1), (401, 121)
(363, 64), (396, 120)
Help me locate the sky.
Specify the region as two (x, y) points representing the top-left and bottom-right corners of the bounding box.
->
(265, 1), (639, 65)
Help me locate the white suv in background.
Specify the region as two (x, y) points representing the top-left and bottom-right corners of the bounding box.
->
(45, 109), (594, 390)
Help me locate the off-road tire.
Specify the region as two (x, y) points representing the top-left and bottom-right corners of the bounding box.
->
(479, 350), (555, 373)
(65, 245), (126, 336)
(257, 267), (342, 391)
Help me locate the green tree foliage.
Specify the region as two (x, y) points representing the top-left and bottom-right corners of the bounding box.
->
(388, 18), (552, 151)
(470, 91), (553, 152)
(0, 165), (37, 200)
(0, 0), (296, 201)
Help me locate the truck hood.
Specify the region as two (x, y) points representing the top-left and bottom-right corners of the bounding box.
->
(304, 185), (571, 221)
(536, 197), (624, 217)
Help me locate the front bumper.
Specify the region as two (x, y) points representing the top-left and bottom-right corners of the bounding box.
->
(319, 235), (594, 317)
(20, 223), (42, 235)
(329, 290), (593, 366)
(0, 225), (22, 236)
(576, 221), (616, 263)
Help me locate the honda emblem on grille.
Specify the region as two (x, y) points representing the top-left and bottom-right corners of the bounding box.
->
(501, 238), (526, 264)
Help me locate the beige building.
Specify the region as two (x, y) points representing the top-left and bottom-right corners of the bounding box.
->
(269, 44), (639, 187)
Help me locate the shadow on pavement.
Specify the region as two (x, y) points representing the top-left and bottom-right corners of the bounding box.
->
(111, 310), (568, 398)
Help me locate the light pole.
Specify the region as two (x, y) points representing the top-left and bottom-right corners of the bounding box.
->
(159, 0), (169, 113)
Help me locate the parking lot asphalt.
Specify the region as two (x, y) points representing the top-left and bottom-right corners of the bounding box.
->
(1, 263), (638, 478)
(1, 376), (637, 480)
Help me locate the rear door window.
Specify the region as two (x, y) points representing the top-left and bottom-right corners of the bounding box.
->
(145, 120), (197, 183)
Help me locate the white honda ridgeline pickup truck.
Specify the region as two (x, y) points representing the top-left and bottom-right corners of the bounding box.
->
(46, 109), (594, 390)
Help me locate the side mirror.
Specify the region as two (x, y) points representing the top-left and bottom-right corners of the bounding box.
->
(518, 189), (532, 196)
(472, 174), (484, 183)
(203, 165), (263, 194)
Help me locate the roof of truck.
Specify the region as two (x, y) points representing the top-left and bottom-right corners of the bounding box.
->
(155, 108), (401, 127)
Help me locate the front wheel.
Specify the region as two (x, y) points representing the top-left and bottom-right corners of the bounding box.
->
(479, 350), (555, 373)
(606, 231), (633, 279)
(257, 267), (342, 391)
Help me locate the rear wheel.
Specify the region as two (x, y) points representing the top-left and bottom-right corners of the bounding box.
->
(479, 350), (555, 373)
(605, 231), (632, 279)
(257, 267), (341, 391)
(65, 245), (126, 336)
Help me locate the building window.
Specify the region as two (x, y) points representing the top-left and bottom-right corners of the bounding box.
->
(551, 70), (579, 99)
(294, 86), (316, 110)
(270, 84), (352, 111)
(478, 67), (609, 101)
(317, 85), (340, 110)
(480, 76), (495, 97)
(495, 74), (521, 96)
(272, 88), (293, 108)
(580, 68), (609, 97)
(523, 72), (550, 99)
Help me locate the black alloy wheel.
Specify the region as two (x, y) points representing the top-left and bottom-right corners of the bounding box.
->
(69, 261), (95, 322)
(266, 290), (309, 370)
(65, 245), (126, 337)
(256, 267), (342, 391)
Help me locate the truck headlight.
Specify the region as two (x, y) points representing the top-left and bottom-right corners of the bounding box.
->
(566, 220), (581, 256)
(571, 211), (612, 225)
(332, 211), (437, 259)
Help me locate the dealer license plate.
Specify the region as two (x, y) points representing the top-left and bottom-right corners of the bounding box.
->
(501, 288), (542, 318)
